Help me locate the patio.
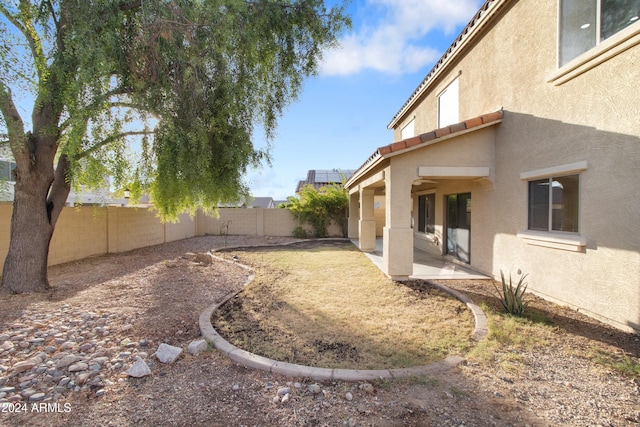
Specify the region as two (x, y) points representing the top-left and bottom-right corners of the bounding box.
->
(353, 238), (490, 280)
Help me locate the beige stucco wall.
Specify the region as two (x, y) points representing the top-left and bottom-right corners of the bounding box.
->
(356, 0), (640, 331)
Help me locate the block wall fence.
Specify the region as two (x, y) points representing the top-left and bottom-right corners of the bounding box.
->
(0, 203), (343, 268)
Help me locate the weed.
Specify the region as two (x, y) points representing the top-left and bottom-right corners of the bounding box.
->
(448, 385), (466, 397)
(591, 347), (640, 380)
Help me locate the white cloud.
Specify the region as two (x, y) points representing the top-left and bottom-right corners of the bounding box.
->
(320, 0), (482, 76)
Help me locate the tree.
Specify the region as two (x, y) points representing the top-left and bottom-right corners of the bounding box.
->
(286, 183), (348, 238)
(0, 0), (350, 293)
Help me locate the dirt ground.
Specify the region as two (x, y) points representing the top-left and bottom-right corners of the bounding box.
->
(0, 235), (639, 427)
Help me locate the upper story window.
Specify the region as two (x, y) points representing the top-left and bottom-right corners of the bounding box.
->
(528, 174), (580, 233)
(560, 0), (640, 66)
(401, 118), (415, 140)
(0, 160), (16, 182)
(438, 77), (459, 128)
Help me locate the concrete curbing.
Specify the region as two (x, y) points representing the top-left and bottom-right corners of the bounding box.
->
(198, 240), (488, 382)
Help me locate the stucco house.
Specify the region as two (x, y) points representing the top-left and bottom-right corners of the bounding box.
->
(345, 0), (640, 332)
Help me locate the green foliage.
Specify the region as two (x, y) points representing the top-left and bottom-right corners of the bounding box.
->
(0, 0), (351, 219)
(291, 226), (308, 239)
(493, 270), (529, 316)
(287, 184), (348, 238)
(591, 348), (640, 380)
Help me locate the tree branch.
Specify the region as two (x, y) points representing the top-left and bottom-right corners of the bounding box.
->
(76, 130), (155, 160)
(0, 81), (27, 161)
(45, 0), (59, 32)
(14, 0), (48, 81)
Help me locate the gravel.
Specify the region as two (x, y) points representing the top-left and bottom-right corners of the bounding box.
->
(0, 235), (638, 426)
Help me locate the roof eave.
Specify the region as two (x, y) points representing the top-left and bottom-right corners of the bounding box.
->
(347, 110), (503, 188)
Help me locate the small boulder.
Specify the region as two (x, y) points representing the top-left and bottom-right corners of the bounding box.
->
(155, 343), (183, 364)
(126, 357), (151, 378)
(194, 253), (214, 265)
(308, 384), (322, 394)
(187, 339), (208, 355)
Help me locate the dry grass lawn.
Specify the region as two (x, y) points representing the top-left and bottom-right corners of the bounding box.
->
(212, 240), (476, 369)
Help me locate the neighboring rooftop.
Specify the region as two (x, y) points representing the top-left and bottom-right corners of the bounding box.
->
(296, 169), (355, 193)
(248, 197), (275, 209)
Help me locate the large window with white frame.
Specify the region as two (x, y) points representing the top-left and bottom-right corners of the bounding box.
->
(528, 174), (580, 233)
(418, 193), (436, 234)
(438, 77), (459, 128)
(559, 0), (640, 66)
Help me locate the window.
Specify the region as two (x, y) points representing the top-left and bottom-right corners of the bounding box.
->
(528, 174), (579, 233)
(418, 193), (435, 234)
(0, 160), (16, 182)
(559, 0), (640, 66)
(401, 118), (415, 140)
(438, 77), (459, 128)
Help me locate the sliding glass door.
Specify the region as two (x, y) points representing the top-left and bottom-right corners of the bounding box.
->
(446, 193), (471, 263)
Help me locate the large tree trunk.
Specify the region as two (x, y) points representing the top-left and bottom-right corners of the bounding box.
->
(0, 142), (69, 293)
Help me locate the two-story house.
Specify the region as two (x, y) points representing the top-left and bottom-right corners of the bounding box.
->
(345, 0), (640, 332)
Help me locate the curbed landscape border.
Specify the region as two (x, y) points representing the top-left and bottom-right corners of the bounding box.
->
(198, 239), (488, 382)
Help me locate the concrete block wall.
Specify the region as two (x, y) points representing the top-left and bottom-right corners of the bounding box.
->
(196, 208), (345, 238)
(49, 206), (108, 265)
(165, 213), (197, 243)
(0, 204), (344, 271)
(106, 207), (166, 254)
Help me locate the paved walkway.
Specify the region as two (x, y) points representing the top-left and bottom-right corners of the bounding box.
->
(353, 238), (490, 280)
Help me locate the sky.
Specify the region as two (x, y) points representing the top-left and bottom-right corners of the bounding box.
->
(246, 0), (484, 201)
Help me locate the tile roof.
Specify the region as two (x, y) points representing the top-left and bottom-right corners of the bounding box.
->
(346, 110), (503, 187)
(379, 110), (503, 156)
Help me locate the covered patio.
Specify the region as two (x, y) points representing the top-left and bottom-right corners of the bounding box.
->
(352, 239), (489, 280)
(345, 110), (503, 280)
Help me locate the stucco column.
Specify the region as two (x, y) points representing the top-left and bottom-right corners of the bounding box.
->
(383, 168), (413, 279)
(358, 188), (377, 252)
(348, 190), (360, 239)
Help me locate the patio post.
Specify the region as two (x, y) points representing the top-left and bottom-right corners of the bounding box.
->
(347, 189), (360, 239)
(358, 188), (377, 252)
(383, 167), (413, 279)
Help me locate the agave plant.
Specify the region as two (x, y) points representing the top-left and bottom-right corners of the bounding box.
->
(493, 270), (529, 316)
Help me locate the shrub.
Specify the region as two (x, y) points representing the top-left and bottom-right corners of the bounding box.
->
(292, 226), (308, 239)
(493, 270), (529, 316)
(286, 183), (348, 237)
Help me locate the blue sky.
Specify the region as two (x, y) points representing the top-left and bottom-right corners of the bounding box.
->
(247, 0), (484, 200)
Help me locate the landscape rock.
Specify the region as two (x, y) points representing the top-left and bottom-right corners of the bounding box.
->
(155, 343), (183, 364)
(308, 384), (322, 394)
(126, 357), (152, 378)
(68, 362), (88, 372)
(277, 386), (291, 396)
(187, 339), (208, 355)
(194, 253), (214, 265)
